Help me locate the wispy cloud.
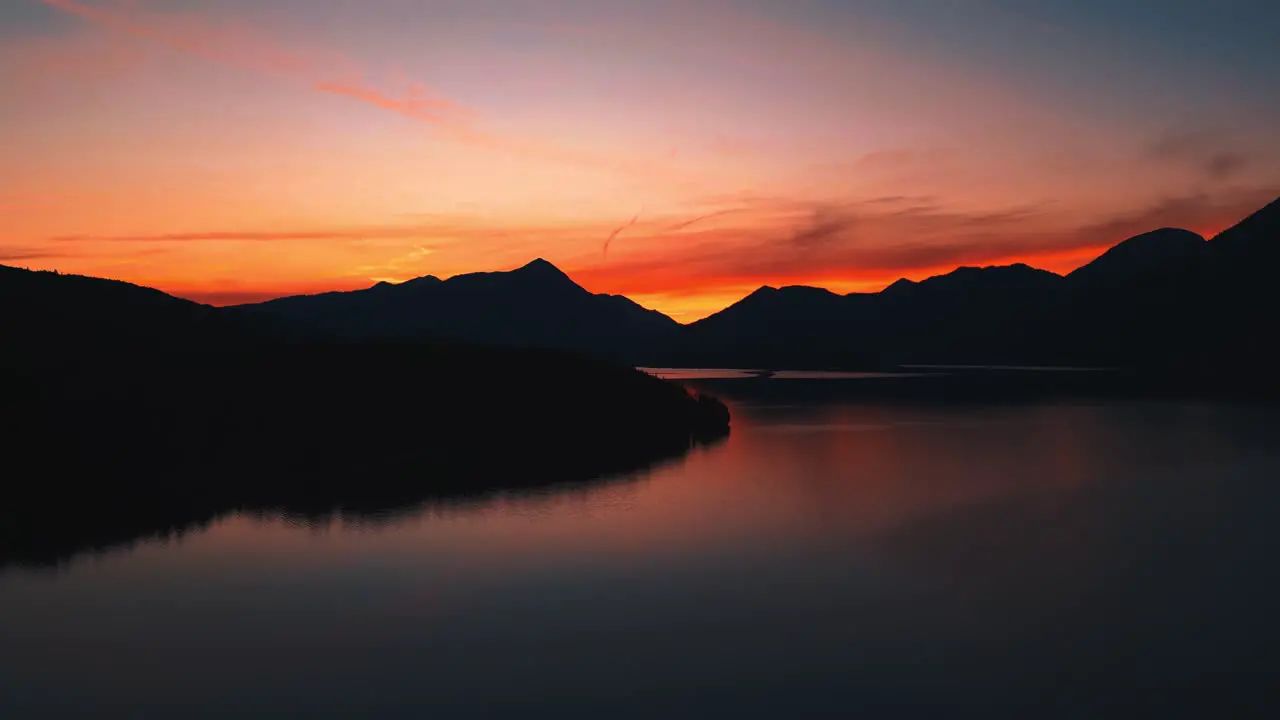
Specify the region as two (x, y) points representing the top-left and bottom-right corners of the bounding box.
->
(312, 80), (475, 128)
(35, 0), (677, 179)
(568, 188), (1277, 297)
(662, 209), (747, 233)
(1146, 127), (1255, 182)
(38, 0), (356, 80)
(1, 242), (169, 264)
(602, 210), (642, 257)
(46, 209), (758, 248)
(37, 0), (469, 125)
(789, 205), (858, 249)
(47, 215), (589, 245)
(0, 246), (66, 262)
(50, 225), (448, 243)
(1074, 190), (1276, 240)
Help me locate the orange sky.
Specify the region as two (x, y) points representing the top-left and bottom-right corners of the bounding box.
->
(2, 0), (1278, 320)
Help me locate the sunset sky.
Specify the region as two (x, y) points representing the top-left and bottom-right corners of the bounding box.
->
(3, 0), (1278, 319)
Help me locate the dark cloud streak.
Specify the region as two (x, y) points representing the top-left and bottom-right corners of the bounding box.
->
(789, 205), (857, 249)
(602, 209), (642, 257)
(1146, 127), (1254, 181)
(0, 247), (64, 262)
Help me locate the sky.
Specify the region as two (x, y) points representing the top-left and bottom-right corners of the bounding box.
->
(2, 0), (1278, 320)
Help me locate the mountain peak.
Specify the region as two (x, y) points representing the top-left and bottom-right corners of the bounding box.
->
(1068, 227), (1207, 284)
(506, 258), (585, 294)
(736, 286), (780, 304)
(369, 274), (441, 294)
(400, 274), (443, 288)
(923, 263), (1059, 284)
(883, 278), (917, 294)
(516, 258), (565, 275)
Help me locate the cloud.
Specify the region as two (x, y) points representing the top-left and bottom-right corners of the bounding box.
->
(954, 203), (1051, 227)
(863, 195), (940, 206)
(0, 246), (65, 262)
(37, 0), (466, 124)
(1146, 128), (1255, 181)
(313, 80), (474, 127)
(39, 0), (351, 79)
(1076, 190), (1277, 241)
(51, 226), (441, 243)
(603, 210), (642, 257)
(48, 217), (548, 244)
(789, 205), (857, 249)
(568, 188), (1278, 297)
(662, 208), (748, 233)
(46, 214), (651, 251)
(1202, 152), (1251, 181)
(35, 0), (678, 179)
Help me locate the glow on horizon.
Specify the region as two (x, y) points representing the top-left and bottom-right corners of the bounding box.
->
(2, 0), (1278, 320)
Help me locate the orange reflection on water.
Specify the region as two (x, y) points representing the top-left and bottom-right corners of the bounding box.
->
(192, 400), (1113, 573)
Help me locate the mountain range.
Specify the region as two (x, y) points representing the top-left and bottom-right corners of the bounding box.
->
(227, 258), (681, 363)
(3, 196), (1277, 375)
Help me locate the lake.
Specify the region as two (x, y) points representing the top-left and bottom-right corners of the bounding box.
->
(3, 385), (1279, 718)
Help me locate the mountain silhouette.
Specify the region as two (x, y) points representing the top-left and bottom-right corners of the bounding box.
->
(5, 195), (1277, 382)
(1212, 196), (1280, 262)
(1066, 228), (1208, 289)
(233, 258), (679, 363)
(1186, 196), (1280, 374)
(679, 263), (1067, 368)
(0, 265), (265, 361)
(676, 196), (1278, 375)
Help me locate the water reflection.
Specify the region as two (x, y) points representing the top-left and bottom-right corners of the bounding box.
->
(640, 367), (928, 380)
(2, 395), (1278, 718)
(0, 434), (726, 572)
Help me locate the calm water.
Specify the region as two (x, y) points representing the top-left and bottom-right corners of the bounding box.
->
(3, 392), (1280, 718)
(641, 367), (923, 380)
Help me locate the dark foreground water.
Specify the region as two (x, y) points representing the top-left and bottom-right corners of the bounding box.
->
(3, 390), (1279, 718)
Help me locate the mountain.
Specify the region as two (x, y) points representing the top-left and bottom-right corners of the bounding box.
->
(0, 265), (257, 358)
(1066, 228), (1208, 290)
(233, 258), (680, 363)
(1211, 196), (1280, 263)
(680, 196), (1279, 372)
(1194, 196), (1280, 371)
(681, 263), (1067, 368)
(675, 285), (877, 369)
